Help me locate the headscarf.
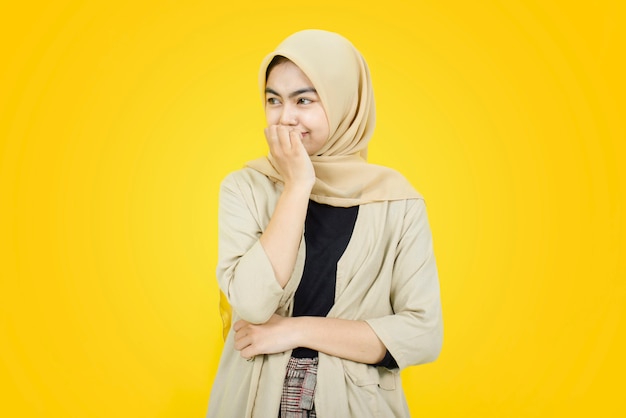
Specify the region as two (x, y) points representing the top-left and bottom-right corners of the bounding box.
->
(247, 29), (421, 207)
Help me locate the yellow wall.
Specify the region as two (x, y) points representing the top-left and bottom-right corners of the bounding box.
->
(1, 1), (624, 416)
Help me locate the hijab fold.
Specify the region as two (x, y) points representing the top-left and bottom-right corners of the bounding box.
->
(247, 29), (420, 207)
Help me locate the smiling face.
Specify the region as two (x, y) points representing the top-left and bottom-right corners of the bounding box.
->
(265, 60), (330, 156)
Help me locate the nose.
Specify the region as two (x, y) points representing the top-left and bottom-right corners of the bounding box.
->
(279, 104), (297, 126)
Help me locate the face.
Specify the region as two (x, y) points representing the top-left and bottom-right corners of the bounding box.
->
(265, 60), (330, 156)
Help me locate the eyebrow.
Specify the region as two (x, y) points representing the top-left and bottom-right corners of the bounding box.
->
(265, 87), (317, 98)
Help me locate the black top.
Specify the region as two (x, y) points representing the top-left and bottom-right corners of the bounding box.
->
(291, 200), (398, 369)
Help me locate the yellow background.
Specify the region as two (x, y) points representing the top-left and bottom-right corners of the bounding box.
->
(1, 0), (624, 416)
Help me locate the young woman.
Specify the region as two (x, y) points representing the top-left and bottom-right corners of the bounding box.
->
(207, 29), (442, 418)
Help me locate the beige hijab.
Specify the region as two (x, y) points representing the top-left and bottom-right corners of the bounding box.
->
(247, 29), (420, 207)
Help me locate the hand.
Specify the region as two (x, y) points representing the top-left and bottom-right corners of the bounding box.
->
(233, 314), (299, 360)
(265, 125), (315, 190)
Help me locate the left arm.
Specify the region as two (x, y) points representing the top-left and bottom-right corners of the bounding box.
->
(233, 314), (386, 364)
(234, 199), (442, 367)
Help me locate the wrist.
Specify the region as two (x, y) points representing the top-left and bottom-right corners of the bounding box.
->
(290, 316), (309, 348)
(282, 181), (314, 197)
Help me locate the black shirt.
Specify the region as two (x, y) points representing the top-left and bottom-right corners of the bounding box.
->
(291, 200), (398, 369)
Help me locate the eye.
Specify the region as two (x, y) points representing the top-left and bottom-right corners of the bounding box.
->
(266, 97), (280, 105)
(297, 98), (312, 105)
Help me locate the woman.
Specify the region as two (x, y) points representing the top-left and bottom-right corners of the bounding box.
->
(207, 29), (442, 418)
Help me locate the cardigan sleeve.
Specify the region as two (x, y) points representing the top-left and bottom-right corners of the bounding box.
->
(216, 172), (285, 324)
(365, 198), (443, 370)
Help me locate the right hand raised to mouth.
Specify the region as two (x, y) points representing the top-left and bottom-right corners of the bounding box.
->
(265, 124), (315, 190)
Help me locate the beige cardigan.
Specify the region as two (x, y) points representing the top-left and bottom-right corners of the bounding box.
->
(207, 168), (442, 418)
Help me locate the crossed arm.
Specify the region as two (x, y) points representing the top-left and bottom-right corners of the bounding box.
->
(233, 314), (387, 364)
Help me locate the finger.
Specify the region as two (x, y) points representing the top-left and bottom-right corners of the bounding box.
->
(233, 319), (249, 332)
(234, 327), (249, 344)
(289, 129), (303, 150)
(265, 125), (285, 159)
(233, 329), (244, 344)
(234, 325), (252, 347)
(233, 335), (249, 351)
(264, 126), (277, 150)
(276, 125), (293, 150)
(240, 347), (257, 360)
(265, 125), (278, 142)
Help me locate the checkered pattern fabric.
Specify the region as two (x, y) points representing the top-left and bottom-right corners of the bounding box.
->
(279, 357), (319, 418)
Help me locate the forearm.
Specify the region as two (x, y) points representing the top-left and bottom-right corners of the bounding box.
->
(234, 314), (387, 364)
(294, 316), (387, 364)
(259, 184), (311, 287)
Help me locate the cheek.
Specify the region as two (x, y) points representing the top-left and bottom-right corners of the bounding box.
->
(317, 111), (330, 137)
(303, 109), (328, 131)
(265, 108), (279, 124)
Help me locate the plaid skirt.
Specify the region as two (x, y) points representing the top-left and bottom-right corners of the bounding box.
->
(279, 357), (319, 418)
